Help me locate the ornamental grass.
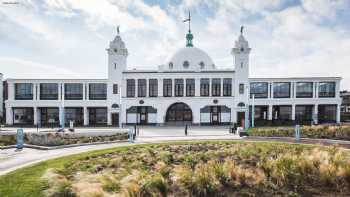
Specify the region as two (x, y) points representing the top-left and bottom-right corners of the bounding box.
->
(42, 142), (350, 196)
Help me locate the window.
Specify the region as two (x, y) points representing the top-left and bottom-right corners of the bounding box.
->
(89, 83), (107, 100)
(319, 82), (335, 98)
(212, 78), (221, 96)
(186, 79), (195, 97)
(40, 83), (58, 100)
(15, 83), (33, 100)
(169, 62), (173, 69)
(296, 82), (313, 98)
(183, 61), (189, 69)
(65, 83), (83, 100)
(163, 79), (172, 97)
(149, 79), (158, 97)
(137, 79), (146, 97)
(126, 79), (135, 97)
(113, 84), (118, 94)
(175, 79), (184, 97)
(223, 78), (232, 96)
(239, 84), (244, 95)
(200, 78), (210, 96)
(250, 82), (268, 98)
(273, 82), (290, 98)
(199, 62), (205, 69)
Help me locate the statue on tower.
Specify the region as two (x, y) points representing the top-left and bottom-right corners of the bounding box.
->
(117, 25), (120, 35)
(240, 26), (244, 35)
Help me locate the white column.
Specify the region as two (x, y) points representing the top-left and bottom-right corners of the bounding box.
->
(313, 104), (318, 124)
(158, 78), (163, 97)
(37, 83), (41, 100)
(183, 78), (186, 96)
(209, 78), (212, 96)
(337, 104), (341, 123)
(107, 108), (112, 126)
(83, 107), (89, 126)
(33, 107), (38, 125)
(315, 82), (319, 98)
(59, 106), (64, 127)
(33, 83), (37, 100)
(268, 105), (273, 120)
(135, 79), (138, 97)
(267, 82), (271, 99)
(8, 82), (14, 101)
(6, 107), (13, 125)
(83, 83), (86, 100)
(220, 78), (224, 96)
(270, 82), (274, 98)
(293, 82), (296, 98)
(195, 78), (200, 96)
(61, 83), (65, 100)
(86, 83), (90, 100)
(292, 104), (296, 120)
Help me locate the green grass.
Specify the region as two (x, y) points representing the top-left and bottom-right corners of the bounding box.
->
(0, 141), (349, 197)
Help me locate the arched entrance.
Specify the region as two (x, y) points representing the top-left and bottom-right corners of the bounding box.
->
(166, 102), (193, 123)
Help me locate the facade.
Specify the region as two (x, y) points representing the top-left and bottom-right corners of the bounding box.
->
(0, 73), (3, 123)
(2, 29), (342, 127)
(340, 91), (350, 122)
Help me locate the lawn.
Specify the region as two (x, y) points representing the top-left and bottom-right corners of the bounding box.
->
(1, 141), (350, 197)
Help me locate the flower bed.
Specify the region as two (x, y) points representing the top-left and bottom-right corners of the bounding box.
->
(248, 125), (350, 140)
(0, 131), (129, 147)
(39, 142), (350, 197)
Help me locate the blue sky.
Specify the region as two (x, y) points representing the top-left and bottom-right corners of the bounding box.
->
(1, 0), (350, 89)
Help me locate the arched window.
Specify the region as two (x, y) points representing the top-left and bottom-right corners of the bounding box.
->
(183, 61), (189, 69)
(199, 62), (205, 69)
(169, 62), (173, 69)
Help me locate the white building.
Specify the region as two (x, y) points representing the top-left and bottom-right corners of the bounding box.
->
(2, 28), (342, 127)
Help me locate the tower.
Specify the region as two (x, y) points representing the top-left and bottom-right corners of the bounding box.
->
(107, 27), (128, 126)
(231, 26), (251, 126)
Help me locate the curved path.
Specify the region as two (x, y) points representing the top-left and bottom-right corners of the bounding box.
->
(1, 134), (350, 176)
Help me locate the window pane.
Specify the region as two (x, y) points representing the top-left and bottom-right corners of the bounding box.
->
(15, 83), (33, 100)
(273, 82), (290, 98)
(319, 82), (335, 98)
(250, 82), (268, 98)
(223, 78), (232, 96)
(127, 79), (135, 97)
(200, 78), (209, 96)
(212, 78), (221, 96)
(113, 84), (118, 94)
(65, 83), (83, 100)
(296, 82), (313, 98)
(149, 79), (158, 97)
(89, 83), (107, 100)
(186, 78), (195, 97)
(138, 79), (146, 97)
(40, 83), (58, 100)
(175, 79), (184, 97)
(239, 84), (244, 94)
(163, 79), (172, 97)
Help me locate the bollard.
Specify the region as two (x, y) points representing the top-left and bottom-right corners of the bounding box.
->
(295, 125), (300, 143)
(185, 124), (188, 136)
(16, 128), (24, 150)
(129, 128), (134, 143)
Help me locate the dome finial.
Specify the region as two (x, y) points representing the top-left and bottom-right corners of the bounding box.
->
(183, 11), (193, 47)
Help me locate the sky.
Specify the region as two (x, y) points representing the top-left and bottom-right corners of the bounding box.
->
(1, 0), (350, 89)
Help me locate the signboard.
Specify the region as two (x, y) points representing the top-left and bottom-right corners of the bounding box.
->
(16, 128), (24, 149)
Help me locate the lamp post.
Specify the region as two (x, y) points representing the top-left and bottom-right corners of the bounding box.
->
(244, 86), (249, 130)
(251, 94), (255, 128)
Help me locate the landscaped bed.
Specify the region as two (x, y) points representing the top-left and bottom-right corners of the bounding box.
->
(248, 125), (350, 140)
(1, 141), (349, 197)
(0, 131), (129, 147)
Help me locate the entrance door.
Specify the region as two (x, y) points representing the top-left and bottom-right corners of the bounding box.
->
(139, 107), (148, 125)
(166, 102), (193, 123)
(237, 112), (245, 127)
(211, 106), (220, 125)
(111, 113), (119, 127)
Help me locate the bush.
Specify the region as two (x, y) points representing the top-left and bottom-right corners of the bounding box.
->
(248, 125), (350, 140)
